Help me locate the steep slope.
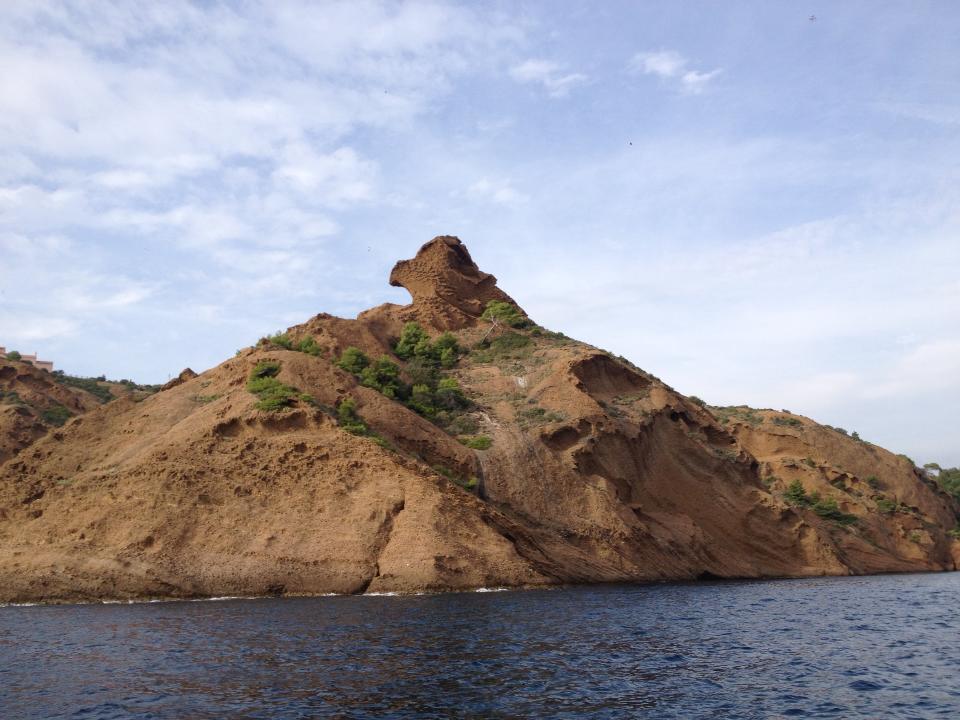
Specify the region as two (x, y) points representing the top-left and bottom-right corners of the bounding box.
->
(0, 360), (100, 465)
(0, 236), (956, 603)
(717, 406), (960, 571)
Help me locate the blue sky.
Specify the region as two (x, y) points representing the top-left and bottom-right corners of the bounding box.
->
(1, 1), (958, 465)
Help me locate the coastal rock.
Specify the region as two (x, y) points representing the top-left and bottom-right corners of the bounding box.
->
(0, 237), (956, 603)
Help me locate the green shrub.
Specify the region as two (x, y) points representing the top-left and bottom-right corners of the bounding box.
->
(460, 435), (492, 450)
(481, 300), (528, 328)
(337, 398), (369, 435)
(359, 356), (405, 399)
(248, 377), (298, 411)
(934, 466), (960, 501)
(803, 457), (817, 468)
(40, 403), (72, 426)
(773, 416), (802, 428)
(50, 371), (114, 403)
(448, 414), (480, 435)
(5, 351), (22, 361)
(336, 347), (370, 374)
(688, 396), (706, 407)
(784, 479), (810, 507)
(865, 475), (881, 490)
(246, 361), (301, 411)
(259, 332), (294, 350)
(812, 497), (858, 525)
(250, 360), (280, 379)
(876, 497), (897, 515)
(395, 322), (429, 360)
(406, 383), (436, 417)
(435, 377), (467, 410)
(297, 336), (323, 356)
(851, 431), (861, 441)
(432, 465), (478, 492)
(393, 323), (461, 368)
(1, 391), (26, 406)
(947, 526), (960, 540)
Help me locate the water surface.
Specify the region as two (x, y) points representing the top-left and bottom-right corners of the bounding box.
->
(2, 573), (958, 718)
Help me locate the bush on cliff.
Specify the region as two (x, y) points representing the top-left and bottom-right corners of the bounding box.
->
(246, 361), (302, 411)
(393, 322), (461, 368)
(481, 300), (528, 328)
(336, 347), (370, 374)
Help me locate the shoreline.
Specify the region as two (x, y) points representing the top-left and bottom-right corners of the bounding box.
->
(3, 568), (956, 609)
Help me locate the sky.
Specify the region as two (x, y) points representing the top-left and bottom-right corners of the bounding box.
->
(0, 1), (958, 466)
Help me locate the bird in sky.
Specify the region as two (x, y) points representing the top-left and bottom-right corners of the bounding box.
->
(809, 15), (817, 22)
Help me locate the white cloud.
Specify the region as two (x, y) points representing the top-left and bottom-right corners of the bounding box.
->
(509, 59), (587, 98)
(464, 178), (529, 206)
(629, 50), (721, 94)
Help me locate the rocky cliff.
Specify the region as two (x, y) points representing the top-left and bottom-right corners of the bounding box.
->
(1, 236), (956, 603)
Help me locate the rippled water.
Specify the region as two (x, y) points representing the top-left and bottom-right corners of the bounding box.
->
(2, 573), (959, 718)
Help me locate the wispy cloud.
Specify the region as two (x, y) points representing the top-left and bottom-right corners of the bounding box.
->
(509, 59), (587, 98)
(463, 178), (529, 206)
(628, 50), (721, 94)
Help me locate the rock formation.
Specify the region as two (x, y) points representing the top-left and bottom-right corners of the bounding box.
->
(0, 236), (956, 603)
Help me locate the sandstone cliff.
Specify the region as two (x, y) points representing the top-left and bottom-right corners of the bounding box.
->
(0, 236), (956, 603)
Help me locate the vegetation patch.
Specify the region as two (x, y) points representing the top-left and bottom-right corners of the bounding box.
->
(710, 406), (763, 427)
(471, 331), (533, 364)
(925, 464), (960, 502)
(875, 497), (898, 515)
(337, 397), (369, 435)
(246, 361), (307, 412)
(40, 403), (72, 427)
(784, 479), (811, 506)
(459, 435), (492, 450)
(394, 323), (461, 368)
(432, 465), (478, 492)
(258, 332), (294, 350)
(772, 416), (802, 428)
(784, 480), (857, 525)
(714, 448), (738, 462)
(811, 497), (858, 526)
(335, 330), (471, 433)
(50, 371), (114, 403)
(481, 300), (529, 328)
(257, 331), (326, 357)
(518, 405), (564, 426)
(297, 336), (324, 356)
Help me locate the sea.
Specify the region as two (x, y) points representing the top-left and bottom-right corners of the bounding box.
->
(1, 572), (958, 718)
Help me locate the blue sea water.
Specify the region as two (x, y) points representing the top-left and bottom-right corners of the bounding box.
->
(1, 573), (959, 719)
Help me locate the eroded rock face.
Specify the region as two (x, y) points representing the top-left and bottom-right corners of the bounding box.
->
(0, 235), (956, 603)
(389, 236), (523, 330)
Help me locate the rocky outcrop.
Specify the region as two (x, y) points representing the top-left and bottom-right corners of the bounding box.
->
(389, 235), (524, 330)
(160, 368), (198, 391)
(0, 237), (956, 603)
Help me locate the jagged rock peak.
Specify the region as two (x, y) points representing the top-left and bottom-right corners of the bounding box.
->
(388, 235), (523, 330)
